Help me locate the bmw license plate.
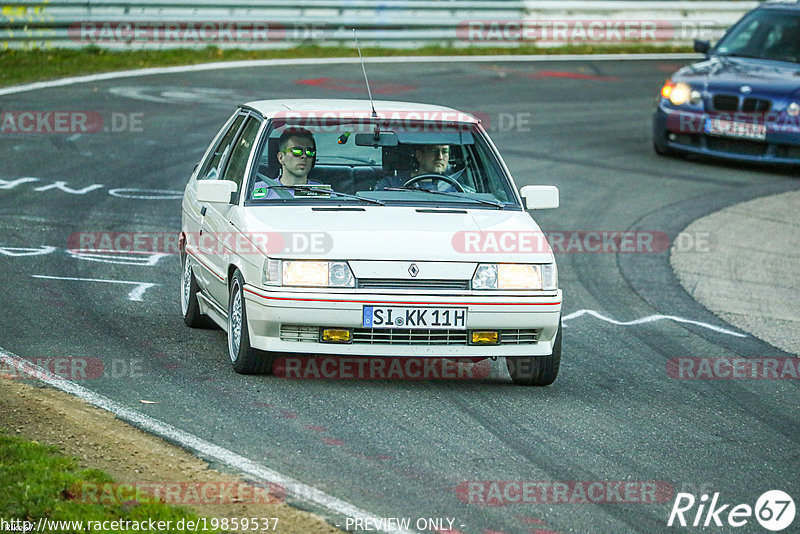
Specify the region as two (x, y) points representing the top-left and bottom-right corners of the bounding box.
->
(705, 118), (766, 140)
(362, 306), (467, 329)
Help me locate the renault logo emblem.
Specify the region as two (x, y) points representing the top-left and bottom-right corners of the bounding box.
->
(408, 263), (419, 277)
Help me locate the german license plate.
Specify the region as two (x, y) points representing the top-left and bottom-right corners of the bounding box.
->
(362, 306), (467, 329)
(705, 118), (766, 140)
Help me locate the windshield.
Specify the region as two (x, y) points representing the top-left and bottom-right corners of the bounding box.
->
(714, 9), (800, 64)
(244, 117), (518, 209)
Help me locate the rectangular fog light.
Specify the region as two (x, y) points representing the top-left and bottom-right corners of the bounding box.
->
(321, 328), (351, 343)
(471, 331), (499, 345)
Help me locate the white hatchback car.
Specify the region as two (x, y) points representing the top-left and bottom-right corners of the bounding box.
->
(180, 99), (562, 385)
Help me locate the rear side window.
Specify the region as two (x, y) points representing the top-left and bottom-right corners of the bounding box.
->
(199, 114), (245, 180)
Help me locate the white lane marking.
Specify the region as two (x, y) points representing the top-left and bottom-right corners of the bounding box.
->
(0, 176), (40, 189)
(0, 178), (183, 200)
(562, 309), (747, 338)
(0, 348), (418, 534)
(0, 246), (169, 266)
(33, 181), (105, 194)
(0, 53), (698, 97)
(31, 275), (157, 302)
(107, 188), (183, 200)
(108, 86), (254, 106)
(0, 245), (56, 257)
(65, 249), (169, 267)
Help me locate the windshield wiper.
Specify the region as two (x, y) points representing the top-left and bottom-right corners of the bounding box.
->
(264, 185), (385, 206)
(382, 187), (506, 209)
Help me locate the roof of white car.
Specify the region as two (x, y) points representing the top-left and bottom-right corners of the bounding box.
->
(243, 99), (480, 123)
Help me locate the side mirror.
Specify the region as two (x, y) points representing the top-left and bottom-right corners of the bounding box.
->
(520, 185), (559, 210)
(197, 180), (237, 204)
(694, 39), (710, 55)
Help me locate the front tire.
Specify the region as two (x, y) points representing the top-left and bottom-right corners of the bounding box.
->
(228, 270), (275, 375)
(506, 322), (562, 386)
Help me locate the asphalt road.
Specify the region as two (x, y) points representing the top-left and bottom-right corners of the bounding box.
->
(1, 58), (799, 534)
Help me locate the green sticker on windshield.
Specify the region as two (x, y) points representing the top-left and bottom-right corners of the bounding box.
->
(252, 187), (268, 199)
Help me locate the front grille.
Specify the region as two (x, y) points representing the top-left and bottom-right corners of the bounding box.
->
(706, 137), (767, 156)
(280, 325), (541, 345)
(353, 328), (469, 345)
(743, 97), (771, 113)
(357, 279), (470, 290)
(711, 94), (772, 113)
(712, 94), (739, 111)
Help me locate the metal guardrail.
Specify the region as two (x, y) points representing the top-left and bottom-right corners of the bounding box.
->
(1, 1), (758, 50)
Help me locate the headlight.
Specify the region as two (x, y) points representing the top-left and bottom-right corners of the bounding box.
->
(661, 81), (700, 107)
(668, 82), (692, 106)
(263, 259), (355, 287)
(472, 264), (557, 290)
(263, 258), (281, 285)
(542, 263), (557, 290)
(788, 102), (800, 117)
(472, 264), (498, 290)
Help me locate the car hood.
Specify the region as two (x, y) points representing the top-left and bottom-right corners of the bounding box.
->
(674, 56), (800, 97)
(232, 206), (554, 263)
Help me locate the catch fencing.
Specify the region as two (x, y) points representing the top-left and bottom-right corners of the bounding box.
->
(1, 1), (758, 49)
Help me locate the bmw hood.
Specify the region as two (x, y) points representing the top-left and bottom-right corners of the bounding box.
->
(675, 56), (800, 97)
(233, 206), (554, 263)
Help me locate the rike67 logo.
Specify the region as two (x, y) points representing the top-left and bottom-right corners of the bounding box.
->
(668, 490), (795, 531)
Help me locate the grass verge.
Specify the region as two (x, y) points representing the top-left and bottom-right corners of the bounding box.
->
(0, 43), (692, 88)
(0, 429), (223, 533)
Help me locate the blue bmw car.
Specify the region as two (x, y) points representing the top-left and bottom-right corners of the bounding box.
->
(653, 1), (800, 165)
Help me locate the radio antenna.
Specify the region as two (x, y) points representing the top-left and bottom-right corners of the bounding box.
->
(354, 29), (377, 118)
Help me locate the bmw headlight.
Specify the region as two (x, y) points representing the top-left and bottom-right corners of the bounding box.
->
(472, 263), (557, 290)
(263, 259), (355, 287)
(669, 83), (691, 106)
(661, 81), (701, 107)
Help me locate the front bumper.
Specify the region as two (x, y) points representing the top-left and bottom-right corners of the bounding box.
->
(242, 285), (562, 357)
(653, 105), (800, 165)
